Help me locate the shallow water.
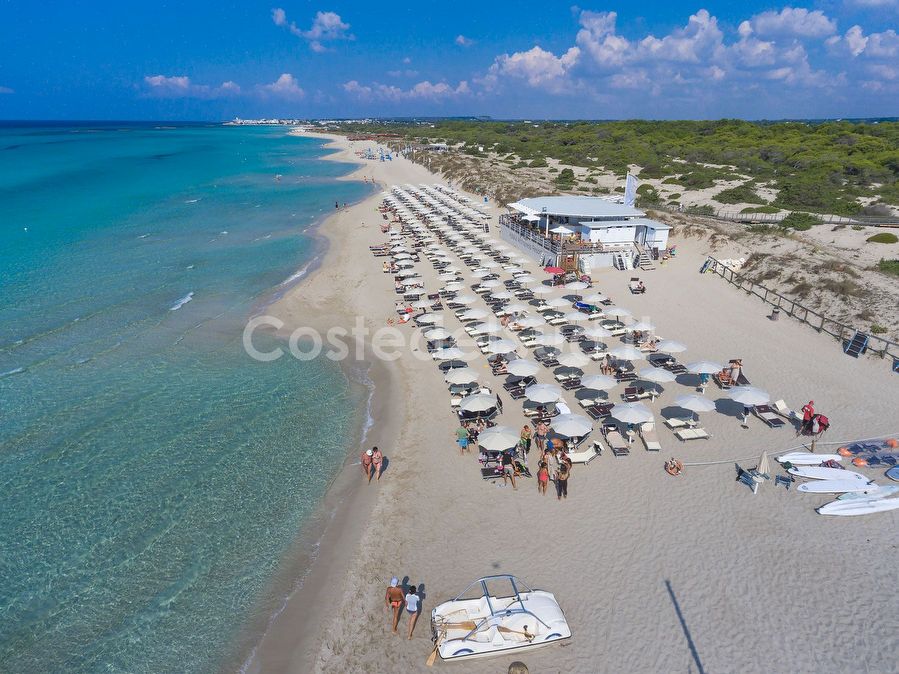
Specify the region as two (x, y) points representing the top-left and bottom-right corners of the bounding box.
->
(0, 123), (372, 672)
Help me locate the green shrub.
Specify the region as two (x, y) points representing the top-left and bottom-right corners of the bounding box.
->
(554, 168), (575, 187)
(866, 232), (898, 244)
(715, 182), (766, 205)
(851, 225), (864, 231)
(528, 158), (548, 168)
(685, 204), (715, 216)
(741, 205), (780, 214)
(876, 258), (899, 276)
(668, 193), (681, 199)
(780, 212), (821, 231)
(870, 324), (887, 334)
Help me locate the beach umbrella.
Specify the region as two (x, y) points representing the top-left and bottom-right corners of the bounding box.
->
(610, 402), (654, 425)
(552, 414), (593, 439)
(546, 297), (570, 308)
(507, 359), (540, 377)
(757, 451), (770, 477)
(515, 274), (537, 283)
(477, 425), (520, 451)
(445, 367), (479, 385)
(583, 293), (608, 304)
(674, 394), (716, 413)
(550, 226), (574, 234)
(656, 339), (687, 354)
(460, 308), (488, 321)
(411, 299), (433, 309)
(482, 261), (500, 269)
(604, 307), (632, 318)
(728, 386), (770, 407)
(557, 352), (590, 368)
(396, 260), (415, 268)
(472, 270), (492, 278)
(459, 393), (498, 414)
(562, 311), (587, 323)
(433, 347), (465, 360)
(470, 321), (503, 335)
(581, 374), (618, 391)
(530, 285), (554, 295)
(505, 302), (529, 313)
(438, 272), (458, 282)
(544, 266), (565, 274)
(394, 252), (412, 260)
(491, 290), (514, 300)
(582, 325), (612, 339)
(516, 316), (546, 328)
(609, 345), (644, 361)
(565, 281), (589, 290)
(487, 339), (517, 354)
(402, 278), (423, 287)
(627, 321), (655, 332)
(638, 366), (677, 383)
(417, 313), (442, 325)
(525, 383), (562, 404)
(453, 294), (478, 305)
(686, 360), (723, 375)
(424, 327), (451, 340)
(481, 279), (503, 289)
(533, 332), (565, 347)
(396, 270), (418, 278)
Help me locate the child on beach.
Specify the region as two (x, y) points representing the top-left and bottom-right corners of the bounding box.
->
(385, 577), (404, 633)
(405, 585), (420, 639)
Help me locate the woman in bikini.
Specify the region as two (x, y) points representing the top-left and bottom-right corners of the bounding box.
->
(385, 577), (404, 633)
(360, 449), (373, 482)
(537, 460), (549, 495)
(405, 585), (421, 639)
(371, 447), (384, 481)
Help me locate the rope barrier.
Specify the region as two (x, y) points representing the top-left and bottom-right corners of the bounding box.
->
(679, 432), (899, 467)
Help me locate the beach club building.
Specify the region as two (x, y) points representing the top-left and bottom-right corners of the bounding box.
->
(499, 196), (671, 272)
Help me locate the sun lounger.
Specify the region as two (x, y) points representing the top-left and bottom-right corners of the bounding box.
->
(772, 399), (799, 420)
(567, 439), (603, 464)
(605, 429), (630, 456)
(562, 379), (583, 390)
(753, 405), (786, 428)
(640, 422), (661, 451)
(664, 417), (693, 429)
(675, 427), (711, 441)
(622, 386), (652, 402)
(586, 403), (613, 420)
(615, 372), (637, 382)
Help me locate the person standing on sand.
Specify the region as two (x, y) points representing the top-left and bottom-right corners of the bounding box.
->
(405, 585), (420, 639)
(455, 424), (469, 455)
(385, 577), (404, 633)
(557, 459), (570, 500)
(371, 446), (384, 481)
(501, 450), (517, 490)
(800, 400), (815, 436)
(520, 425), (532, 457)
(534, 421), (547, 453)
(361, 449), (373, 482)
(537, 461), (549, 495)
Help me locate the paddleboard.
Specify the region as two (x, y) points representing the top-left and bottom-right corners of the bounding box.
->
(887, 466), (899, 482)
(797, 480), (874, 494)
(817, 497), (899, 517)
(777, 452), (843, 465)
(837, 485), (899, 501)
(787, 466), (868, 482)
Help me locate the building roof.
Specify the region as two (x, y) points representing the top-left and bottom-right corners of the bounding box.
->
(509, 196), (644, 219)
(578, 218), (671, 230)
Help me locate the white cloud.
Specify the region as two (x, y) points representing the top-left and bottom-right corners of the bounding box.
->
(272, 9), (352, 52)
(638, 9), (724, 63)
(575, 11), (630, 68)
(402, 57), (412, 64)
(261, 73), (305, 98)
(746, 8), (837, 38)
(485, 45), (581, 92)
(343, 79), (470, 101)
(845, 25), (869, 56)
(142, 75), (240, 98)
(455, 35), (474, 47)
(387, 69), (419, 78)
(828, 26), (899, 58)
(0, 85), (13, 94)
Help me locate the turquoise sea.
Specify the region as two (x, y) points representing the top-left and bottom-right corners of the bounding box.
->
(0, 123), (372, 672)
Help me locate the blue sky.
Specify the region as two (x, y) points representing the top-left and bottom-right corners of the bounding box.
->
(0, 1), (897, 120)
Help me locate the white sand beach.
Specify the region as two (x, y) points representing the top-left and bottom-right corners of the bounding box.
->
(244, 131), (899, 674)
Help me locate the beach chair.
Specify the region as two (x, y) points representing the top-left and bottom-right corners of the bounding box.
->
(640, 422), (661, 452)
(562, 378), (583, 390)
(675, 427), (711, 441)
(586, 403), (613, 420)
(753, 405), (786, 428)
(622, 386), (651, 402)
(665, 417), (693, 429)
(772, 399), (799, 421)
(714, 371), (732, 388)
(605, 429), (630, 456)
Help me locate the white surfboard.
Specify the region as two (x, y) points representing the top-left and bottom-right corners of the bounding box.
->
(837, 485), (899, 501)
(817, 497), (899, 516)
(776, 452), (843, 465)
(787, 466), (868, 482)
(797, 480), (874, 494)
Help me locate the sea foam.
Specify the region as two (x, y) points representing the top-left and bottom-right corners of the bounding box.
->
(169, 292), (194, 311)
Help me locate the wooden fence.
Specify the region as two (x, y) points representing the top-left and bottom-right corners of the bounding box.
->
(704, 257), (899, 366)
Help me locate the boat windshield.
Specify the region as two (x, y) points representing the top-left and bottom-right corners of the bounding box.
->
(450, 575), (533, 615)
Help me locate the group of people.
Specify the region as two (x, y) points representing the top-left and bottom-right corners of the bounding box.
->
(799, 400), (831, 437)
(384, 577), (421, 639)
(536, 435), (573, 500)
(360, 446), (385, 483)
(456, 419), (488, 455)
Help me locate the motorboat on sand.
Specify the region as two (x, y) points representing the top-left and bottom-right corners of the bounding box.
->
(429, 575), (571, 662)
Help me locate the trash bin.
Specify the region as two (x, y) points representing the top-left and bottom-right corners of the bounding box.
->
(771, 308), (780, 321)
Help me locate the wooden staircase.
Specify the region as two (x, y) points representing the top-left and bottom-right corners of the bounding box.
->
(635, 243), (656, 271)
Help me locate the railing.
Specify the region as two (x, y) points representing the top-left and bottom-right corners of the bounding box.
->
(704, 256), (899, 365)
(498, 214), (635, 255)
(652, 205), (899, 227)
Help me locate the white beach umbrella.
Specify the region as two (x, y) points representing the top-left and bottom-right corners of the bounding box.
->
(453, 294), (478, 305)
(481, 279), (503, 289)
(581, 374), (618, 391)
(516, 316), (547, 328)
(728, 386), (770, 407)
(477, 425), (520, 451)
(657, 340), (687, 354)
(609, 345), (644, 361)
(396, 260), (415, 269)
(505, 302), (530, 314)
(546, 297), (570, 308)
(638, 366), (677, 383)
(482, 261), (500, 269)
(583, 293), (608, 304)
(443, 282), (464, 292)
(472, 269), (492, 278)
(459, 393), (498, 413)
(627, 321), (655, 332)
(562, 311), (587, 323)
(433, 347), (465, 360)
(487, 339), (517, 354)
(507, 359), (540, 377)
(674, 394), (716, 414)
(582, 325), (612, 339)
(530, 285), (554, 295)
(610, 402), (654, 425)
(604, 307), (632, 318)
(416, 313), (442, 325)
(445, 367), (479, 385)
(533, 332), (565, 347)
(397, 270), (418, 278)
(565, 281), (589, 290)
(470, 321), (503, 335)
(460, 308), (488, 321)
(491, 290), (514, 300)
(411, 299), (433, 309)
(515, 274), (537, 283)
(557, 352), (591, 368)
(524, 383), (562, 404)
(686, 360), (723, 375)
(402, 277), (423, 286)
(424, 327), (451, 340)
(550, 225), (575, 234)
(552, 414), (593, 439)
(438, 272), (459, 281)
(394, 252), (412, 260)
